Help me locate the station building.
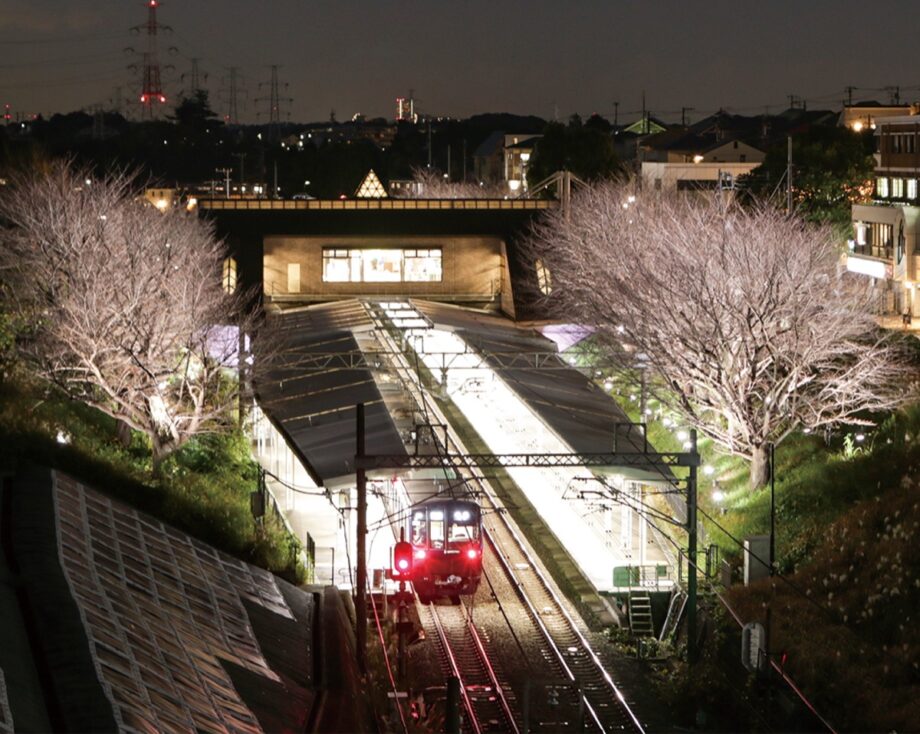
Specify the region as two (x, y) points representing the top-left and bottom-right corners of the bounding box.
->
(201, 191), (674, 607)
(203, 195), (554, 319)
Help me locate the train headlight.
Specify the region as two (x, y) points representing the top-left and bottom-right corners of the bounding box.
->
(466, 548), (479, 560)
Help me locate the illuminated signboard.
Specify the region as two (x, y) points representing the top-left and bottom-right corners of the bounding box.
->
(846, 255), (890, 280)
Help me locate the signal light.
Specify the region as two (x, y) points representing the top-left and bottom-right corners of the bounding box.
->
(392, 541), (413, 580)
(413, 549), (427, 561)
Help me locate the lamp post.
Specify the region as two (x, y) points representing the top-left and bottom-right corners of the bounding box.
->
(520, 151), (531, 193)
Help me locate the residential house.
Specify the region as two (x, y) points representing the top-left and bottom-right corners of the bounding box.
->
(850, 113), (920, 315)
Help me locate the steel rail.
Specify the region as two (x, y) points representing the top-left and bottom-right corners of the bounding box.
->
(460, 601), (521, 734)
(427, 603), (483, 734)
(371, 301), (646, 733)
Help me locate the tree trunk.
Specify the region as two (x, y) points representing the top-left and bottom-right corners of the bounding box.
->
(115, 419), (133, 449)
(749, 444), (771, 490)
(150, 435), (171, 478)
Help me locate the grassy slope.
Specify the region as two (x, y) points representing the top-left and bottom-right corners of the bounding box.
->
(599, 373), (920, 730)
(0, 374), (305, 584)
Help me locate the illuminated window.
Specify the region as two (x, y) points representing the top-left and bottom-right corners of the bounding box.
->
(877, 177), (889, 198)
(321, 248), (442, 283)
(908, 179), (917, 199)
(287, 263), (301, 292)
(855, 222), (867, 246)
(535, 258), (553, 295)
(363, 249), (402, 282)
(403, 248), (442, 282)
(222, 257), (237, 294)
(322, 249), (360, 282)
(892, 178), (904, 198)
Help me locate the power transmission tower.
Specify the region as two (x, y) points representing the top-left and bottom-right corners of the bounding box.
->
(181, 57), (208, 99)
(885, 85), (901, 105)
(219, 66), (247, 125)
(256, 65), (292, 142)
(108, 86), (124, 116)
(127, 0), (173, 119)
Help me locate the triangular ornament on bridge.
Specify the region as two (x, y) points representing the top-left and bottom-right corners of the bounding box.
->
(355, 169), (388, 198)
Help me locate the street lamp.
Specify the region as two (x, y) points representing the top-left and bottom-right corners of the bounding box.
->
(520, 151), (531, 193)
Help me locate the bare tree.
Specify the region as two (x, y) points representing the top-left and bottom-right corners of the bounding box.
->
(528, 181), (915, 488)
(395, 166), (508, 199)
(0, 162), (259, 471)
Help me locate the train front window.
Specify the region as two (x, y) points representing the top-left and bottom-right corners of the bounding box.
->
(447, 511), (479, 549)
(411, 512), (427, 546)
(429, 510), (444, 549)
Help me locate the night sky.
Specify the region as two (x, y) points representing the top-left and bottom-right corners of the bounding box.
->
(2, 0), (918, 124)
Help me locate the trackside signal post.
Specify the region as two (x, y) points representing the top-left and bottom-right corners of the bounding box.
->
(353, 404), (702, 670)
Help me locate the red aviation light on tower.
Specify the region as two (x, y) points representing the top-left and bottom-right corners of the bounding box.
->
(149, 0), (158, 7)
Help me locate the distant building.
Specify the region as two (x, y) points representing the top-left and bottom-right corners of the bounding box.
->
(472, 132), (541, 190)
(396, 95), (417, 123)
(640, 130), (765, 191)
(503, 134), (541, 190)
(473, 131), (506, 183)
(840, 101), (914, 133)
(850, 113), (920, 316)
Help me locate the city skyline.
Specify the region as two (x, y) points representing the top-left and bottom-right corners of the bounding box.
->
(2, 0), (920, 123)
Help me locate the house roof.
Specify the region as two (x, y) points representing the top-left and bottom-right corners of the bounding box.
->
(0, 466), (316, 733)
(473, 130), (505, 158)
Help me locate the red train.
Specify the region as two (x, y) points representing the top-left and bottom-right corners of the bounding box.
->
(407, 498), (483, 603)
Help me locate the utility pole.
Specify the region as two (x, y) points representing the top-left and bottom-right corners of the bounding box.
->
(641, 90), (647, 133)
(612, 101), (619, 129)
(355, 403), (368, 674)
(232, 152), (247, 185)
(845, 85), (855, 107)
(462, 139), (467, 181)
(686, 429), (699, 664)
(216, 167), (232, 198)
(681, 107), (694, 126)
(427, 121), (432, 168)
(446, 143), (451, 181)
(786, 136), (794, 213)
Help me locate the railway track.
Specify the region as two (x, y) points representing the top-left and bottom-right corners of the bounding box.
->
(422, 600), (520, 734)
(369, 301), (647, 733)
(479, 510), (644, 733)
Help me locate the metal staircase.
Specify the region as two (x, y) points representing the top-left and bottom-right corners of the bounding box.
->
(627, 589), (655, 637)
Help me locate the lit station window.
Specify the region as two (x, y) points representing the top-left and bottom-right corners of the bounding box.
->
(322, 247), (442, 283)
